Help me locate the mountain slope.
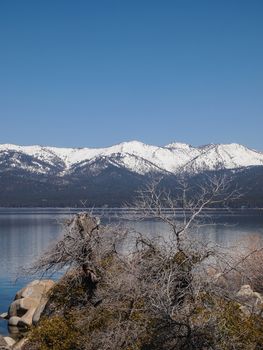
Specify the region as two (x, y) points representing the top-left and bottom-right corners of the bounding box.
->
(0, 141), (263, 207)
(1, 141), (263, 176)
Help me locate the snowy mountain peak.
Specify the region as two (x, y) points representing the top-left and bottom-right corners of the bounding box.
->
(0, 141), (262, 176)
(165, 142), (192, 149)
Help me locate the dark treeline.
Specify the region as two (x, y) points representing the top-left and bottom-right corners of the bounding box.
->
(0, 166), (263, 208)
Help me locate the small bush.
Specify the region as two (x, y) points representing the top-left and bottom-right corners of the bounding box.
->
(26, 315), (81, 350)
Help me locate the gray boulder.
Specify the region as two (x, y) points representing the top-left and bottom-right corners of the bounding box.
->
(7, 279), (55, 329)
(0, 335), (10, 350)
(12, 338), (28, 350)
(32, 298), (49, 325)
(0, 313), (8, 320)
(237, 284), (263, 316)
(3, 338), (15, 348)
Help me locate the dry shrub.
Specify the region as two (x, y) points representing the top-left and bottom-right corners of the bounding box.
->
(23, 177), (263, 350)
(237, 236), (263, 293)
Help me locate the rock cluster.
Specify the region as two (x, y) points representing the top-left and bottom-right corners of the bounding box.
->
(237, 284), (263, 316)
(0, 335), (11, 350)
(0, 336), (26, 350)
(0, 279), (54, 349)
(6, 280), (54, 331)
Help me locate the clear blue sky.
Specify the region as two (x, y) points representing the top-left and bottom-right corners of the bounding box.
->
(0, 0), (262, 149)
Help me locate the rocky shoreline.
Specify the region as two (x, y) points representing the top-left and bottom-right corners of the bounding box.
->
(1, 276), (263, 349)
(0, 280), (54, 350)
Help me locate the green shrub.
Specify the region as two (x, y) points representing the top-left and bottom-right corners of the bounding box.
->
(27, 315), (81, 350)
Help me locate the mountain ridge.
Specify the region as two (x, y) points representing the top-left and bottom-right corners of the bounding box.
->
(1, 141), (263, 176)
(0, 141), (263, 206)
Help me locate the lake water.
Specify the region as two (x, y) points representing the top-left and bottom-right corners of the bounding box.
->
(0, 208), (263, 335)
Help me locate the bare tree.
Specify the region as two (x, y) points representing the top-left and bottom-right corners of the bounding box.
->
(129, 174), (240, 247)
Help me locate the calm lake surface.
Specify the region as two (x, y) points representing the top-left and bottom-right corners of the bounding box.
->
(0, 208), (263, 335)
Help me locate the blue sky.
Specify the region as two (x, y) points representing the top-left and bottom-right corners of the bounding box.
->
(0, 0), (262, 149)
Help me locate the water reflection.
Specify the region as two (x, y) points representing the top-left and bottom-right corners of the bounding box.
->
(0, 213), (67, 278)
(0, 211), (68, 335)
(126, 219), (263, 248)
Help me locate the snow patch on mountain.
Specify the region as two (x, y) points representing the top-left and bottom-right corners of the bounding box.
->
(0, 141), (263, 176)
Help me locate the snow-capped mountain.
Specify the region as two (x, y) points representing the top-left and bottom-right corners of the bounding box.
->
(0, 141), (263, 176)
(0, 141), (263, 207)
